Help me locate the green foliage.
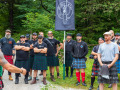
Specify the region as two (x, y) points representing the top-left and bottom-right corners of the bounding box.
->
(0, 0), (120, 43)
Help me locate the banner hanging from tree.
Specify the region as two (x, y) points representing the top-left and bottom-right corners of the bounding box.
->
(55, 0), (75, 31)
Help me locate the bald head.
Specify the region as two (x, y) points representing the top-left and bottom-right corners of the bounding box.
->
(109, 30), (114, 38)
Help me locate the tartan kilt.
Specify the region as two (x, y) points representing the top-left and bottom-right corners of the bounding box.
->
(72, 58), (86, 69)
(4, 55), (13, 64)
(91, 60), (99, 76)
(47, 55), (59, 66)
(29, 56), (34, 69)
(115, 59), (120, 73)
(15, 59), (30, 72)
(0, 78), (4, 89)
(65, 52), (73, 67)
(32, 54), (47, 70)
(98, 61), (118, 84)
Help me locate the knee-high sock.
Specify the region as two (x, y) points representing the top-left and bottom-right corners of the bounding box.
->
(66, 67), (69, 76)
(81, 72), (85, 82)
(91, 77), (95, 86)
(71, 67), (73, 76)
(76, 72), (80, 82)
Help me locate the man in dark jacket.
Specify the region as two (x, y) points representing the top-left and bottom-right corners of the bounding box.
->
(0, 29), (16, 81)
(71, 33), (88, 86)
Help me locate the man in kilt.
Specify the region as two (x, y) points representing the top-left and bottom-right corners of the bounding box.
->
(28, 33), (38, 81)
(14, 35), (30, 84)
(63, 33), (75, 78)
(44, 31), (63, 81)
(97, 32), (119, 90)
(0, 29), (16, 81)
(39, 32), (46, 76)
(71, 33), (88, 86)
(89, 37), (104, 90)
(31, 35), (48, 85)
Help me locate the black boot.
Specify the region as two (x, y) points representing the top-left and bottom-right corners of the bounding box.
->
(24, 78), (28, 84)
(82, 81), (87, 86)
(89, 85), (93, 90)
(76, 81), (80, 86)
(15, 78), (19, 84)
(43, 77), (47, 85)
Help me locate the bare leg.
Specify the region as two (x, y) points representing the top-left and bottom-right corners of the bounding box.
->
(112, 83), (117, 90)
(29, 69), (32, 76)
(43, 70), (46, 78)
(99, 83), (104, 90)
(33, 70), (38, 77)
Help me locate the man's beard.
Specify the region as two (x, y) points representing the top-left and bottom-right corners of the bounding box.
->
(48, 36), (52, 39)
(105, 39), (109, 42)
(67, 38), (71, 41)
(77, 39), (81, 41)
(5, 34), (11, 39)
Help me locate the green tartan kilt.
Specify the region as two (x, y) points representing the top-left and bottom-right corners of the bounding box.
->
(15, 59), (30, 72)
(29, 56), (34, 69)
(32, 54), (48, 70)
(47, 55), (59, 66)
(65, 52), (73, 67)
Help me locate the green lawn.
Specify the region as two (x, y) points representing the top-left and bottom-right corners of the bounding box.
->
(46, 51), (120, 90)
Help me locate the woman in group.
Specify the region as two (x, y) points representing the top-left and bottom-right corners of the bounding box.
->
(31, 35), (48, 85)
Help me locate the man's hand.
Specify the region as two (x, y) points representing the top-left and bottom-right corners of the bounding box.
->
(94, 55), (98, 59)
(55, 52), (58, 56)
(63, 40), (65, 43)
(107, 64), (112, 69)
(21, 68), (27, 75)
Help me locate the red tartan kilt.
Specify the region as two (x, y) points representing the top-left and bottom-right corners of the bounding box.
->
(4, 55), (13, 65)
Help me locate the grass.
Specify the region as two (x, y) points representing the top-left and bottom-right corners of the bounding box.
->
(46, 51), (120, 90)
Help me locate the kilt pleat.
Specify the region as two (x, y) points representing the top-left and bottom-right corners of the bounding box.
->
(65, 53), (73, 67)
(91, 60), (99, 76)
(4, 55), (13, 65)
(115, 59), (120, 73)
(15, 60), (30, 72)
(98, 61), (118, 84)
(47, 55), (59, 66)
(29, 56), (34, 69)
(32, 55), (47, 70)
(72, 58), (86, 69)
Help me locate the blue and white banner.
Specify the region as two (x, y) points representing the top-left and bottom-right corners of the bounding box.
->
(55, 0), (75, 31)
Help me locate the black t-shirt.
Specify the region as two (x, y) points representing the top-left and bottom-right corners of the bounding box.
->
(44, 38), (60, 56)
(65, 40), (75, 52)
(0, 37), (16, 55)
(29, 39), (38, 56)
(16, 42), (30, 60)
(34, 42), (47, 56)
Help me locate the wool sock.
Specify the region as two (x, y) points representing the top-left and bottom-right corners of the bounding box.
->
(76, 72), (80, 82)
(81, 72), (85, 82)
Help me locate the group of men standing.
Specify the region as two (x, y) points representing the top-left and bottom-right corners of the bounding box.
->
(0, 29), (120, 90)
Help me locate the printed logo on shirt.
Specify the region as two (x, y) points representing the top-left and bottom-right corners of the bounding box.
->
(9, 41), (12, 44)
(80, 45), (83, 48)
(39, 45), (44, 49)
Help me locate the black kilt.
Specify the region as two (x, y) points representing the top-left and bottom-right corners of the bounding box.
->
(47, 55), (59, 66)
(91, 60), (99, 76)
(98, 61), (118, 84)
(32, 54), (47, 70)
(65, 52), (73, 67)
(29, 56), (34, 69)
(15, 59), (30, 72)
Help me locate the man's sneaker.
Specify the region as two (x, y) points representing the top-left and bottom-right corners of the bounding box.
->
(108, 84), (112, 88)
(76, 81), (80, 86)
(82, 81), (87, 86)
(89, 85), (93, 90)
(28, 76), (32, 81)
